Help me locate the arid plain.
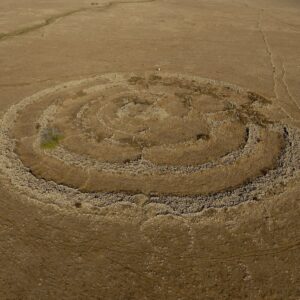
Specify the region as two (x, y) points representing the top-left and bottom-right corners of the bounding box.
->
(0, 0), (300, 299)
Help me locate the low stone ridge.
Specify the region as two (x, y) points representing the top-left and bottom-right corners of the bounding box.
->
(0, 72), (299, 213)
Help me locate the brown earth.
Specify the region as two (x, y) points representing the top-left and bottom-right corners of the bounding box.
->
(0, 0), (300, 299)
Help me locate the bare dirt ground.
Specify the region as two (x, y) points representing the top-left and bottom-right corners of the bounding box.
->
(0, 0), (300, 299)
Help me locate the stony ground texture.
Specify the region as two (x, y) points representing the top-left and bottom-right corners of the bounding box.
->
(0, 0), (300, 299)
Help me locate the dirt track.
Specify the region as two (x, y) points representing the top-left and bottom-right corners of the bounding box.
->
(0, 0), (299, 299)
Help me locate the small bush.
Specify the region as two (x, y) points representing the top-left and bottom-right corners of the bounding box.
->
(40, 128), (63, 149)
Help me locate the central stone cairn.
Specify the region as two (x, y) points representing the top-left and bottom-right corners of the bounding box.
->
(1, 73), (299, 213)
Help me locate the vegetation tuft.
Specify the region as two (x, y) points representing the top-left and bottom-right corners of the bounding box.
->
(40, 128), (63, 149)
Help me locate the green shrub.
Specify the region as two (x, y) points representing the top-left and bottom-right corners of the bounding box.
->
(40, 128), (63, 149)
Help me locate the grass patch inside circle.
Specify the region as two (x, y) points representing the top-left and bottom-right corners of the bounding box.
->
(40, 128), (63, 149)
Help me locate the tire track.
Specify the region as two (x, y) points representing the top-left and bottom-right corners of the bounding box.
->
(0, 0), (157, 43)
(258, 9), (300, 121)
